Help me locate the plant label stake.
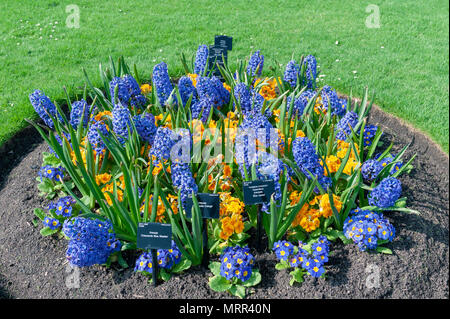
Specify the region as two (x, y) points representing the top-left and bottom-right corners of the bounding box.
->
(185, 193), (220, 267)
(256, 204), (262, 252)
(151, 249), (158, 287)
(243, 180), (275, 252)
(136, 222), (172, 287)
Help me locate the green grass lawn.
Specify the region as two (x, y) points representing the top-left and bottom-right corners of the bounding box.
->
(0, 0), (448, 152)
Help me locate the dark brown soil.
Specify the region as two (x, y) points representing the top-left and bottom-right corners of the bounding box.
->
(0, 106), (448, 299)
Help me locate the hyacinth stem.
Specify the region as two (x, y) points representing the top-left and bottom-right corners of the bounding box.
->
(151, 249), (158, 287)
(201, 219), (209, 268)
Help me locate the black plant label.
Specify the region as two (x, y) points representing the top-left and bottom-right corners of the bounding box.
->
(243, 180), (275, 205)
(214, 35), (233, 51)
(185, 193), (220, 219)
(137, 222), (172, 250)
(208, 45), (228, 78)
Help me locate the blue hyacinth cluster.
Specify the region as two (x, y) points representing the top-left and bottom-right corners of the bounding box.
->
(256, 152), (292, 212)
(273, 237), (330, 278)
(292, 136), (331, 191)
(286, 90), (315, 119)
(149, 127), (176, 162)
(43, 216), (61, 230)
(211, 76), (230, 105)
(194, 44), (209, 75)
(178, 76), (198, 106)
(123, 74), (141, 96)
(321, 86), (345, 117)
(233, 83), (251, 114)
(361, 159), (383, 182)
(240, 112), (275, 147)
(29, 89), (62, 128)
(190, 99), (203, 119)
(338, 98), (347, 114)
(234, 128), (256, 175)
(344, 208), (395, 251)
(109, 75), (146, 107)
(336, 111), (358, 141)
(247, 50), (264, 77)
(363, 124), (378, 147)
(234, 83), (266, 116)
(70, 99), (92, 129)
(302, 55), (317, 89)
(87, 121), (110, 154)
(368, 176), (402, 208)
(171, 160), (198, 204)
(172, 129), (192, 162)
(196, 76), (230, 109)
(284, 60), (300, 88)
(62, 217), (121, 267)
(153, 62), (175, 106)
(112, 104), (132, 141)
(48, 196), (76, 218)
(220, 246), (254, 282)
(39, 165), (64, 182)
(134, 240), (182, 274)
(133, 113), (157, 145)
(191, 97), (213, 122)
(124, 74), (147, 107)
(235, 113), (278, 182)
(109, 77), (129, 105)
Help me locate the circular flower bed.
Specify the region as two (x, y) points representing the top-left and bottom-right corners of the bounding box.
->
(26, 45), (418, 298)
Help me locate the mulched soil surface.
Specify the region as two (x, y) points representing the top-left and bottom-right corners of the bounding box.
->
(0, 106), (448, 299)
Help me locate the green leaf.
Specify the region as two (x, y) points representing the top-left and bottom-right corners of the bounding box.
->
(324, 229), (341, 241)
(40, 227), (59, 237)
(117, 252), (129, 269)
(392, 154), (417, 178)
(160, 269), (172, 281)
(33, 208), (46, 221)
(395, 198), (407, 208)
(241, 270), (261, 287)
(121, 242), (137, 251)
(42, 152), (61, 166)
(275, 260), (291, 270)
(229, 284), (246, 299)
(289, 278), (296, 286)
(376, 246), (393, 254)
(289, 268), (305, 286)
(327, 188), (341, 229)
(209, 275), (232, 292)
(172, 259), (192, 274)
(37, 179), (54, 193)
(209, 262), (222, 277)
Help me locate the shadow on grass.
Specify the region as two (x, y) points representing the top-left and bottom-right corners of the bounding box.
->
(0, 125), (44, 192)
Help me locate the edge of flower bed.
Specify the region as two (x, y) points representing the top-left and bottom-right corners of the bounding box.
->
(370, 104), (449, 165)
(341, 94), (449, 164)
(0, 92), (448, 299)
